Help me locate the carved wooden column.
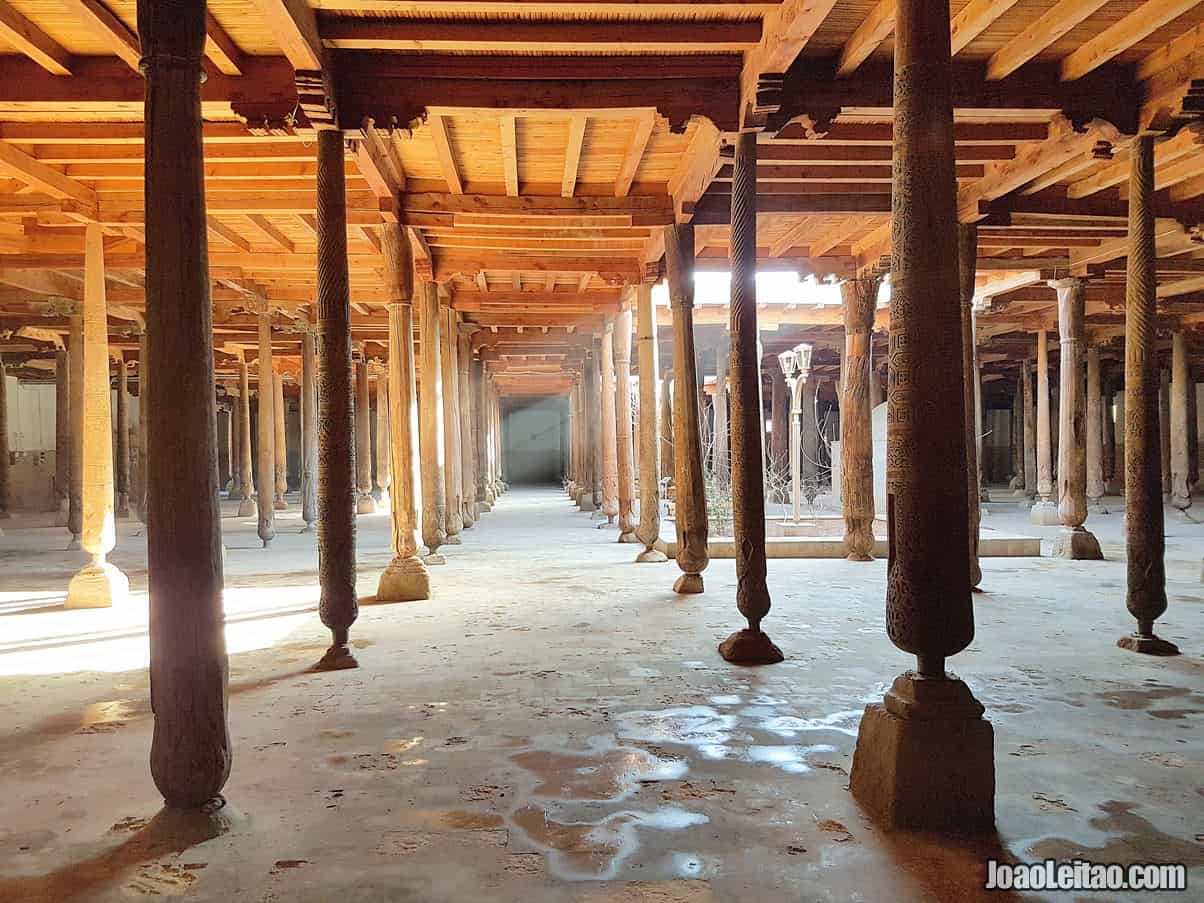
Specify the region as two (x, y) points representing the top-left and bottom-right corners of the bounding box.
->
(301, 330), (318, 531)
(664, 223), (708, 594)
(599, 320), (620, 523)
(139, 0), (230, 806)
(1086, 346), (1108, 513)
(217, 402), (231, 494)
(0, 356), (8, 519)
(375, 368), (391, 509)
(1170, 331), (1193, 515)
(458, 325), (477, 528)
(273, 371), (287, 510)
(578, 349), (597, 511)
(236, 357), (255, 517)
(255, 306), (276, 546)
(114, 355), (130, 518)
(800, 375), (819, 503)
(1021, 358), (1036, 501)
(354, 347), (375, 514)
(849, 0), (993, 834)
(418, 281), (448, 560)
(769, 365), (788, 494)
(634, 283), (667, 562)
(1049, 278), (1102, 559)
(1104, 377), (1120, 495)
(68, 313), (83, 547)
(472, 359), (491, 512)
(66, 224), (129, 609)
(1119, 134), (1177, 653)
(614, 306), (638, 542)
(1160, 368), (1171, 500)
(841, 275), (878, 561)
(659, 375), (673, 486)
(712, 338), (730, 483)
(440, 300), (463, 542)
(377, 224), (430, 602)
(55, 349), (70, 522)
(313, 127), (359, 671)
(780, 348), (813, 522)
(720, 131), (780, 665)
(958, 225), (982, 587)
(228, 387), (241, 502)
(1030, 329), (1059, 524)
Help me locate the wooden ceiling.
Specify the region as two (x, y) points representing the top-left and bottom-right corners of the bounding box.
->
(0, 0), (1203, 396)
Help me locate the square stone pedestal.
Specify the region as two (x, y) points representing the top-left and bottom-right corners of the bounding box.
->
(850, 672), (995, 834)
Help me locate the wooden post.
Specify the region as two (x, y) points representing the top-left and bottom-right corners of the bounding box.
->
(1022, 358), (1036, 501)
(273, 371), (288, 509)
(664, 223), (708, 594)
(720, 130), (780, 664)
(1160, 368), (1171, 500)
(634, 283), (666, 562)
(68, 313), (83, 547)
(769, 365), (788, 496)
(217, 403), (231, 494)
(354, 347), (375, 514)
(55, 349), (70, 523)
(1030, 328), (1058, 523)
(418, 280), (448, 560)
(614, 305), (638, 542)
(476, 359), (494, 510)
(377, 223), (430, 601)
(0, 356), (8, 519)
(712, 339), (729, 483)
(958, 224), (982, 587)
(841, 275), (878, 561)
(236, 357), (255, 517)
(114, 355), (130, 518)
(137, 334), (149, 525)
(301, 330), (318, 531)
(581, 345), (599, 511)
(600, 320), (620, 523)
(313, 127), (359, 671)
(458, 325), (477, 528)
(1170, 331), (1193, 515)
(440, 300), (463, 542)
(255, 306), (276, 546)
(659, 374), (674, 485)
(375, 368), (392, 509)
(1086, 346), (1108, 513)
(139, 0), (230, 807)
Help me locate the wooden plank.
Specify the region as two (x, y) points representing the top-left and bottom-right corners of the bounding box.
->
(430, 114), (463, 195)
(668, 119), (722, 223)
(836, 0), (895, 77)
(0, 1), (72, 75)
(1067, 127), (1203, 198)
(476, 271), (489, 293)
(950, 0), (1022, 55)
(0, 142), (95, 206)
(207, 217), (252, 253)
(1061, 0), (1203, 81)
(247, 0), (323, 70)
(986, 0), (1109, 80)
(767, 216), (814, 258)
(204, 12), (246, 77)
(500, 113), (519, 197)
(60, 0), (141, 72)
(775, 121), (1050, 143)
(1137, 20), (1204, 80)
(562, 114), (587, 199)
(807, 214), (876, 257)
(615, 112), (655, 198)
(247, 215), (295, 252)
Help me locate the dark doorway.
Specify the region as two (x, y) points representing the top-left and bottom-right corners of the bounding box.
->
(503, 395), (566, 484)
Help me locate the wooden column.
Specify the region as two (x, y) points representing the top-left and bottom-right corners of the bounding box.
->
(375, 369), (392, 509)
(66, 224), (128, 609)
(55, 349), (70, 522)
(1010, 372), (1025, 494)
(614, 306), (638, 542)
(712, 339), (730, 483)
(849, 0), (992, 835)
(313, 127), (359, 671)
(1086, 346), (1108, 513)
(418, 281), (448, 559)
(255, 307), (276, 546)
(301, 330), (318, 531)
(458, 325), (476, 528)
(354, 348), (375, 514)
(1170, 331), (1193, 514)
(659, 376), (673, 487)
(720, 130), (780, 664)
(236, 357), (255, 517)
(800, 374), (819, 504)
(1160, 368), (1171, 500)
(1030, 329), (1059, 523)
(139, 0), (229, 806)
(634, 283), (666, 562)
(1022, 359), (1036, 501)
(114, 355), (130, 518)
(440, 301), (463, 542)
(136, 335), (148, 526)
(664, 223), (708, 593)
(68, 313), (83, 547)
(1104, 377), (1120, 495)
(1050, 278), (1102, 559)
(377, 223), (429, 601)
(273, 371), (288, 510)
(217, 403), (231, 494)
(600, 321), (620, 523)
(0, 356), (8, 519)
(473, 359), (491, 512)
(841, 275), (878, 561)
(958, 225), (982, 588)
(769, 366), (788, 494)
(579, 350), (597, 510)
(782, 347), (812, 522)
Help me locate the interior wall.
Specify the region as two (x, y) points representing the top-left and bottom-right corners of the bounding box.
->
(503, 395), (566, 485)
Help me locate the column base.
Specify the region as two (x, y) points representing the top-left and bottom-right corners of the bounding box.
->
(617, 530), (639, 543)
(1117, 632), (1180, 656)
(375, 555), (431, 603)
(312, 642), (359, 672)
(273, 496), (288, 511)
(356, 495), (376, 515)
(579, 499), (597, 512)
(65, 560), (130, 610)
(422, 552), (446, 566)
(850, 672), (995, 834)
(444, 533), (462, 545)
(1052, 526), (1103, 560)
(718, 629), (784, 666)
(635, 541), (668, 563)
(237, 498), (256, 518)
(67, 534), (80, 551)
(1029, 501), (1060, 525)
(672, 572), (704, 594)
(478, 502), (492, 513)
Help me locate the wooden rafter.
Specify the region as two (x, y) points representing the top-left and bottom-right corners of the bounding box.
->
(247, 215), (295, 253)
(204, 12), (246, 77)
(1061, 0), (1203, 82)
(60, 0), (140, 72)
(561, 114), (587, 199)
(247, 0), (323, 70)
(500, 113), (519, 198)
(836, 0), (895, 77)
(0, 1), (72, 76)
(0, 142), (95, 207)
(615, 112), (655, 198)
(207, 217), (251, 253)
(986, 0), (1108, 80)
(950, 0), (1022, 55)
(431, 114), (464, 195)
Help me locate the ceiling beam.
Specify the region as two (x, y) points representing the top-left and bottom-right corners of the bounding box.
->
(0, 1), (72, 75)
(836, 0), (894, 77)
(500, 113), (519, 198)
(204, 12), (247, 76)
(430, 114), (464, 195)
(950, 0), (1023, 55)
(739, 0), (838, 122)
(1060, 0), (1203, 82)
(986, 0), (1109, 80)
(60, 0), (140, 72)
(247, 215), (295, 253)
(0, 142), (96, 207)
(615, 112), (655, 198)
(247, 0), (323, 70)
(561, 114), (587, 199)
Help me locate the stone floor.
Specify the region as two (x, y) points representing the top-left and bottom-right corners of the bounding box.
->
(0, 486), (1200, 902)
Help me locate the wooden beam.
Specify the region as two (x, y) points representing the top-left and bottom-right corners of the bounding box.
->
(0, 1), (72, 75)
(1137, 20), (1204, 80)
(807, 214), (876, 257)
(1067, 126), (1204, 198)
(950, 0), (1022, 55)
(615, 112), (654, 198)
(500, 113), (519, 197)
(247, 0), (323, 70)
(247, 215), (295, 252)
(204, 12), (246, 76)
(430, 114), (463, 195)
(768, 216), (814, 258)
(1061, 0), (1203, 82)
(562, 114), (587, 199)
(60, 0), (140, 72)
(986, 0), (1108, 80)
(0, 142), (95, 206)
(476, 270), (489, 293)
(740, 0), (838, 120)
(207, 217), (252, 253)
(836, 0), (895, 77)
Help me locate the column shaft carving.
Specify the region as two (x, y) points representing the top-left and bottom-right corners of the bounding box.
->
(614, 306), (637, 541)
(841, 275), (878, 562)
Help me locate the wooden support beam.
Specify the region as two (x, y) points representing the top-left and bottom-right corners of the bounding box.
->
(398, 191), (674, 221)
(247, 0), (323, 70)
(767, 216), (814, 258)
(476, 270), (489, 293)
(430, 114), (463, 195)
(0, 141), (96, 207)
(204, 12), (246, 76)
(500, 113), (519, 198)
(836, 0), (895, 76)
(950, 0), (1022, 55)
(248, 214), (295, 252)
(1067, 126), (1204, 198)
(986, 0), (1108, 80)
(1060, 0), (1203, 82)
(615, 112), (654, 198)
(1138, 20), (1204, 80)
(807, 214), (877, 257)
(562, 114), (587, 199)
(60, 0), (140, 72)
(207, 217), (252, 253)
(0, 1), (72, 75)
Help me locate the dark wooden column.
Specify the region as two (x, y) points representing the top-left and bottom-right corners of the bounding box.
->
(841, 274), (879, 562)
(236, 357), (255, 517)
(659, 375), (674, 485)
(138, 0), (230, 808)
(849, 0), (993, 834)
(957, 224), (982, 587)
(1119, 134), (1178, 655)
(664, 223), (709, 594)
(313, 127), (359, 671)
(634, 282), (667, 562)
(1169, 330), (1193, 514)
(255, 307), (276, 546)
(137, 334), (149, 524)
(114, 355), (130, 518)
(720, 130), (780, 664)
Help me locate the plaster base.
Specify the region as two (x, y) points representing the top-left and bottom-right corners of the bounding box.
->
(65, 560), (130, 610)
(374, 555), (431, 603)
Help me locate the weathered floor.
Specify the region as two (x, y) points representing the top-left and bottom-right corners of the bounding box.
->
(0, 486), (1200, 902)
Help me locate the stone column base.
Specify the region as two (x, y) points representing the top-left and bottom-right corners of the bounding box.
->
(579, 497), (597, 512)
(1029, 501), (1060, 525)
(672, 572), (703, 594)
(273, 496), (288, 511)
(478, 501), (492, 513)
(850, 672), (995, 834)
(718, 628), (784, 665)
(444, 533), (462, 545)
(635, 539), (668, 563)
(1051, 526), (1103, 560)
(1117, 633), (1180, 656)
(617, 530), (639, 543)
(66, 560), (130, 610)
(237, 497), (256, 518)
(356, 495), (377, 515)
(375, 555), (431, 603)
